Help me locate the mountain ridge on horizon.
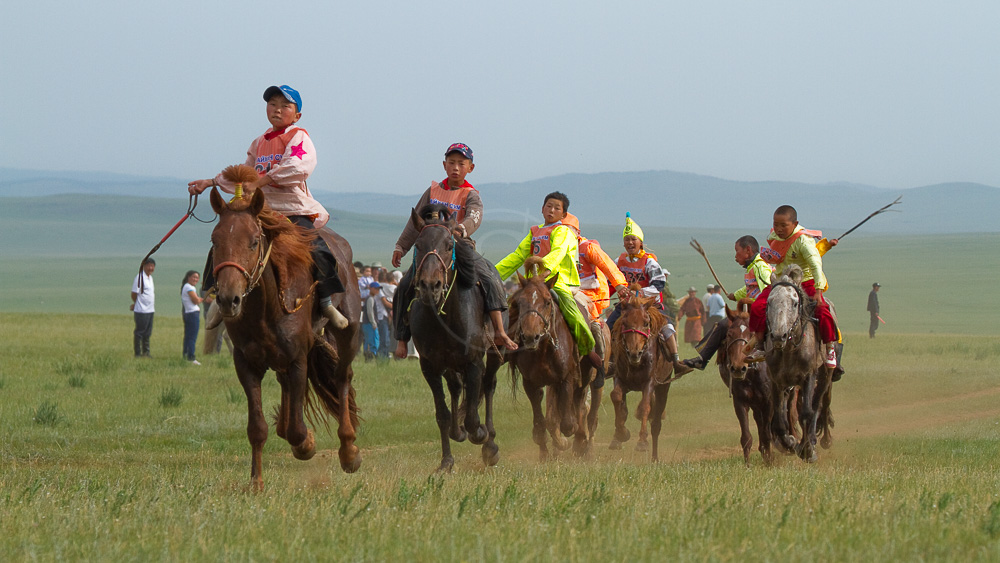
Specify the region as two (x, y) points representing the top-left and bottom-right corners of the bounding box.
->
(2, 166), (997, 234)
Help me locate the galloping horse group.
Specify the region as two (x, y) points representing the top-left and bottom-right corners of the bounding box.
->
(193, 173), (838, 485)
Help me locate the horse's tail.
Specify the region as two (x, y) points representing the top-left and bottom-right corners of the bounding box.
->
(304, 337), (360, 433)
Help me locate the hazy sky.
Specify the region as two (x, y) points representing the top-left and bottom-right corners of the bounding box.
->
(4, 1), (998, 194)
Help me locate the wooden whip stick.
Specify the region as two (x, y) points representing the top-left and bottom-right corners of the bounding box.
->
(689, 238), (729, 297)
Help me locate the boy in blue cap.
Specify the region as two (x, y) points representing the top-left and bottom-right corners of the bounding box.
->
(189, 85), (348, 329)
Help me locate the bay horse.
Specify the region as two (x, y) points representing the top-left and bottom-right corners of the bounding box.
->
(764, 265), (832, 463)
(508, 257), (597, 460)
(209, 165), (360, 488)
(608, 293), (677, 461)
(406, 204), (502, 473)
(717, 299), (775, 465)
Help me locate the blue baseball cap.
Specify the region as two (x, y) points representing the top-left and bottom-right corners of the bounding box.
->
(369, 281), (381, 289)
(263, 85), (302, 112)
(445, 143), (473, 162)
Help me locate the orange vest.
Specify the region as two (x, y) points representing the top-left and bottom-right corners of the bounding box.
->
(577, 239), (597, 280)
(530, 223), (561, 257)
(760, 228), (822, 265)
(254, 127), (307, 177)
(428, 181), (476, 223)
(616, 252), (652, 287)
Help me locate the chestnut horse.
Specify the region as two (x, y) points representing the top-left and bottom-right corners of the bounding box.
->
(764, 265), (832, 463)
(717, 299), (775, 465)
(209, 166), (360, 488)
(406, 205), (503, 472)
(508, 257), (597, 460)
(608, 293), (678, 461)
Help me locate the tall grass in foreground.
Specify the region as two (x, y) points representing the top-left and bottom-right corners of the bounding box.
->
(0, 312), (999, 560)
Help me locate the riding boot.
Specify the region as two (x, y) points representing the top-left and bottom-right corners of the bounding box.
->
(206, 303), (224, 330)
(681, 318), (728, 370)
(832, 342), (845, 382)
(663, 333), (693, 376)
(319, 296), (350, 330)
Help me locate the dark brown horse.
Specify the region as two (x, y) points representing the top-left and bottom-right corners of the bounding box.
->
(717, 299), (775, 465)
(209, 165), (360, 488)
(608, 293), (677, 461)
(406, 205), (503, 472)
(764, 265), (832, 463)
(508, 257), (597, 460)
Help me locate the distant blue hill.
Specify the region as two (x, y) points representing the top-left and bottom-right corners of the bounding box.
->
(2, 167), (998, 234)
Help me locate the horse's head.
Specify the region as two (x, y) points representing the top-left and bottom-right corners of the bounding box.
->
(209, 166), (268, 320)
(615, 294), (661, 366)
(767, 268), (806, 351)
(410, 204), (456, 309)
(509, 259), (559, 350)
(724, 299), (754, 378)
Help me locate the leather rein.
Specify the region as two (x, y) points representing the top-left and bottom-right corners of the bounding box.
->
(211, 221), (273, 302)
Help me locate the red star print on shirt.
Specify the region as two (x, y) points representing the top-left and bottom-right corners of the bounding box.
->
(290, 142), (307, 160)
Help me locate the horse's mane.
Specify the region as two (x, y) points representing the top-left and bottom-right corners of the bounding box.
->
(416, 203), (476, 287)
(524, 256), (549, 280)
(221, 165), (315, 287)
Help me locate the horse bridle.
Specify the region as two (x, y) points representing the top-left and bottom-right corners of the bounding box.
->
(620, 318), (653, 357)
(768, 280), (806, 347)
(211, 221), (272, 300)
(412, 223), (456, 315)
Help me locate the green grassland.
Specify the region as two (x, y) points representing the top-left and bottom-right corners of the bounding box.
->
(1, 313), (999, 560)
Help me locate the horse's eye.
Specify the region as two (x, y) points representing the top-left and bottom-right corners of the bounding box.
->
(250, 239), (258, 250)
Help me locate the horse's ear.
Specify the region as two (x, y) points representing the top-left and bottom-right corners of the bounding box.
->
(725, 304), (736, 321)
(545, 272), (559, 290)
(517, 272), (527, 287)
(249, 188), (266, 216)
(410, 207), (425, 231)
(210, 187), (226, 215)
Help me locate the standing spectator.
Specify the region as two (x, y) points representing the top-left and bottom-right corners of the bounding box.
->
(131, 258), (156, 357)
(701, 284), (715, 310)
(868, 282), (881, 338)
(180, 270), (204, 365)
(376, 271), (393, 358)
(676, 287), (706, 346)
(704, 285), (726, 336)
(361, 282), (381, 361)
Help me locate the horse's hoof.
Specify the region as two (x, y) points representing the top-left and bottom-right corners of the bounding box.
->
(613, 428), (631, 443)
(292, 430), (316, 460)
(609, 440), (622, 450)
(820, 433), (833, 450)
(468, 425), (488, 445)
(436, 457), (455, 474)
(338, 444), (361, 473)
(635, 440), (649, 453)
(553, 435), (571, 452)
(573, 439), (590, 458)
(450, 428), (467, 443)
(482, 442), (500, 467)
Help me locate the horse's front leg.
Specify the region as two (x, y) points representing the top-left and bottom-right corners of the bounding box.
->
(525, 384), (549, 462)
(634, 379), (654, 452)
(587, 378), (603, 446)
(558, 375), (579, 438)
(731, 384), (754, 466)
(609, 381), (630, 449)
(545, 385), (570, 452)
(771, 385), (797, 454)
(421, 360), (455, 473)
(649, 383), (671, 462)
(234, 350), (268, 490)
(332, 330), (361, 473)
(817, 370), (834, 450)
(462, 358), (488, 445)
(446, 373), (467, 443)
(796, 374), (820, 463)
(480, 351), (502, 467)
(571, 383), (591, 458)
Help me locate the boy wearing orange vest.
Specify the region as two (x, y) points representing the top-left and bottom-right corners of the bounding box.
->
(605, 213), (692, 376)
(494, 192), (604, 374)
(681, 234), (774, 370)
(562, 213), (629, 366)
(188, 85), (348, 329)
(746, 205), (839, 369)
(390, 143), (517, 358)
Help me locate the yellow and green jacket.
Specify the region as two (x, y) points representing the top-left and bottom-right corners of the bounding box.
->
(495, 222), (580, 289)
(733, 254), (774, 302)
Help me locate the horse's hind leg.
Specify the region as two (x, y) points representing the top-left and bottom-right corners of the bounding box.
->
(635, 384), (654, 453)
(525, 384), (549, 462)
(572, 384), (591, 458)
(587, 379), (603, 449)
(609, 383), (630, 449)
(796, 375), (820, 463)
(279, 359), (316, 462)
(649, 384), (670, 462)
(480, 352), (501, 467)
(334, 363), (361, 474)
(818, 374), (834, 450)
(545, 388), (570, 452)
(234, 352), (268, 490)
